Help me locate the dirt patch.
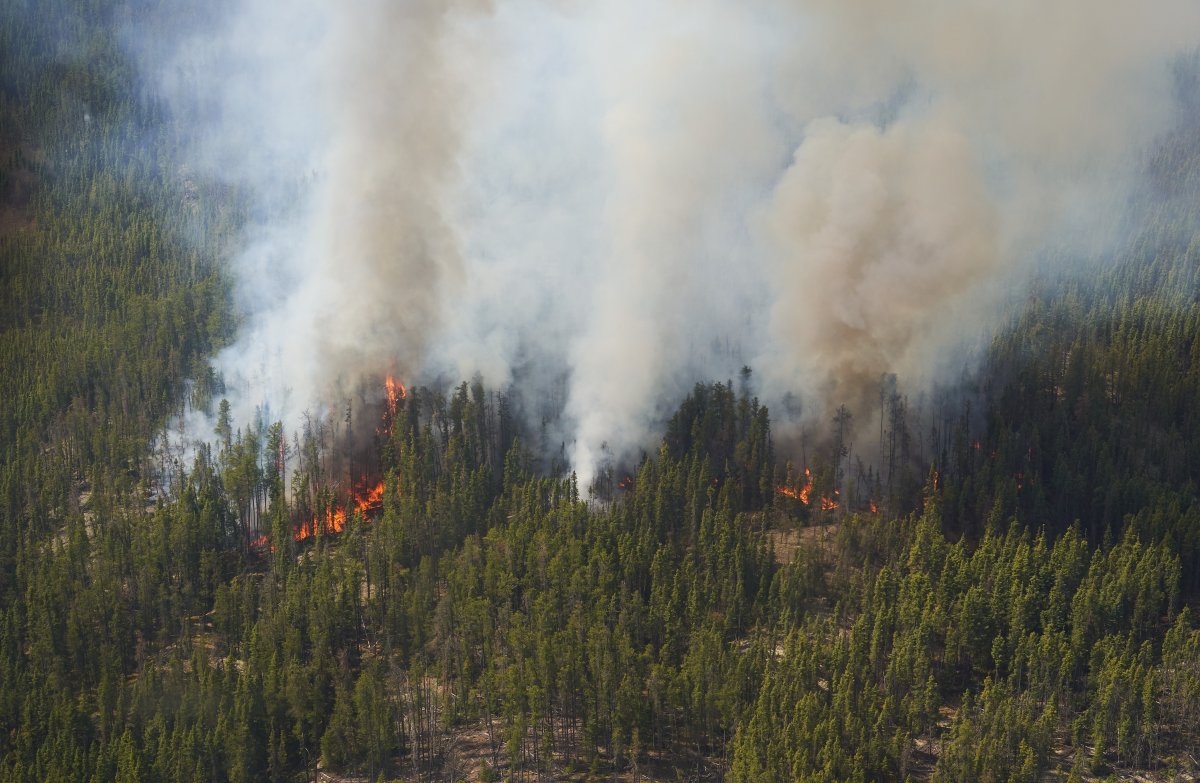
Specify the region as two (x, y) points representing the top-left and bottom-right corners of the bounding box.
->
(317, 718), (728, 783)
(766, 523), (838, 564)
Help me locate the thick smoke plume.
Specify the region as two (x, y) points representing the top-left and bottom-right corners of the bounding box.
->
(759, 116), (999, 417)
(146, 0), (1200, 484)
(149, 0), (490, 432)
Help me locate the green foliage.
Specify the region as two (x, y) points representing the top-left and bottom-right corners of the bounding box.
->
(0, 1), (237, 779)
(5, 3), (1200, 782)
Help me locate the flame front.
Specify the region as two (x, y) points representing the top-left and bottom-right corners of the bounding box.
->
(294, 480), (385, 542)
(817, 488), (840, 512)
(385, 374), (406, 419)
(354, 481), (385, 515)
(294, 507), (345, 542)
(252, 376), (398, 552)
(776, 468), (813, 505)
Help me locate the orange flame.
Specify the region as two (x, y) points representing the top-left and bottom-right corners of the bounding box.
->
(869, 499), (879, 514)
(293, 377), (397, 544)
(819, 495), (840, 511)
(295, 480), (384, 542)
(776, 468), (813, 505)
(776, 485), (802, 500)
(354, 481), (385, 515)
(385, 375), (406, 419)
(294, 506), (344, 542)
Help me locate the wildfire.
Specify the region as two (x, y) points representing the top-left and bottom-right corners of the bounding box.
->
(617, 475), (634, 490)
(295, 480), (385, 543)
(798, 469), (813, 504)
(818, 491), (840, 512)
(294, 507), (343, 542)
(354, 481), (385, 515)
(777, 468), (814, 505)
(869, 499), (879, 514)
(253, 376), (399, 553)
(385, 374), (406, 419)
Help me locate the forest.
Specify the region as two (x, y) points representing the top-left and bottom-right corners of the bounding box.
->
(4, 2), (1200, 782)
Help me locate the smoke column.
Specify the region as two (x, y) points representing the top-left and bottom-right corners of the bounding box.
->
(144, 0), (1200, 485)
(148, 0), (492, 433)
(561, 0), (788, 481)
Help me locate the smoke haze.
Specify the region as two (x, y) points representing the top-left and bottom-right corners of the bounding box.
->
(144, 0), (1200, 484)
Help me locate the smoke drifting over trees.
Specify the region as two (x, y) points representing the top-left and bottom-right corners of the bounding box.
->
(144, 0), (1200, 483)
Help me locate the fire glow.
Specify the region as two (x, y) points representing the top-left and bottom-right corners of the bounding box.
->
(776, 467), (814, 504)
(776, 470), (842, 512)
(294, 480), (385, 542)
(385, 374), (406, 419)
(251, 375), (402, 552)
(292, 374), (398, 541)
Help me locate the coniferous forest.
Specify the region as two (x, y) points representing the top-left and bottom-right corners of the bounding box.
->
(5, 2), (1200, 782)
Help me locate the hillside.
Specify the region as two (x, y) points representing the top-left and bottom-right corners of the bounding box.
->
(4, 3), (1200, 783)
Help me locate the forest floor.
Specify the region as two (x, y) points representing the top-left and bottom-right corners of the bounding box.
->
(765, 522), (838, 565)
(314, 720), (728, 782)
(315, 732), (1198, 783)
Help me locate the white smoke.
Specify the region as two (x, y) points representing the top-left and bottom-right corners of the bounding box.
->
(757, 115), (1000, 415)
(141, 0), (1200, 485)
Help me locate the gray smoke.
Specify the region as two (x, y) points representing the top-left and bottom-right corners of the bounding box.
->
(757, 116), (1000, 417)
(143, 0), (1200, 485)
(148, 0), (491, 433)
